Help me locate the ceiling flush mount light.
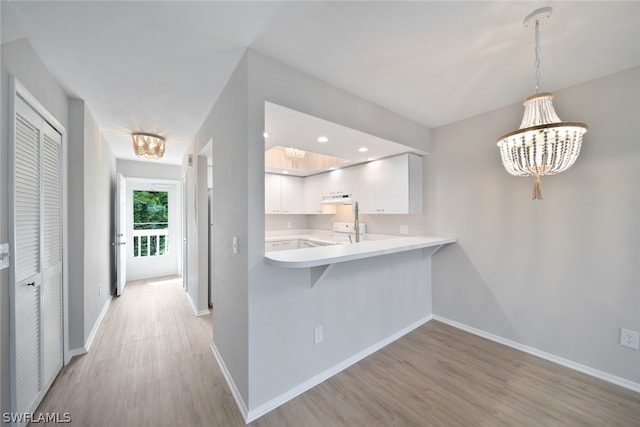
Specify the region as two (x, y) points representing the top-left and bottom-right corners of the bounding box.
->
(132, 132), (166, 160)
(496, 7), (587, 200)
(317, 136), (328, 143)
(358, 147), (368, 153)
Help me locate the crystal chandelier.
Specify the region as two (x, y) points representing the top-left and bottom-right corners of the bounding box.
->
(132, 133), (166, 159)
(496, 7), (587, 200)
(285, 147), (305, 168)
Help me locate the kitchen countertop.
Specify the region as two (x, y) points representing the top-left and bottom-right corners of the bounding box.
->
(265, 235), (456, 268)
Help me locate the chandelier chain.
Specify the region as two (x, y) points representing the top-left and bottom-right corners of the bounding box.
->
(534, 19), (541, 93)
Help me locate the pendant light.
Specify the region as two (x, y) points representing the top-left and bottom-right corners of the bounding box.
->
(496, 7), (587, 200)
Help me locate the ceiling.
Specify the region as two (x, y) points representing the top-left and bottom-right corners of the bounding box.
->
(3, 1), (639, 165)
(265, 101), (425, 176)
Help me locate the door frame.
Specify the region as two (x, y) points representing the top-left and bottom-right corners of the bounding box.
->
(8, 76), (69, 417)
(115, 174), (127, 296)
(125, 178), (181, 282)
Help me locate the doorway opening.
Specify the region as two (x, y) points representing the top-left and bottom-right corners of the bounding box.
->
(133, 190), (169, 258)
(125, 178), (182, 282)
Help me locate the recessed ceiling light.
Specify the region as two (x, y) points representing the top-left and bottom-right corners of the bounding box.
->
(367, 157), (374, 161)
(263, 132), (269, 138)
(329, 167), (336, 170)
(317, 136), (328, 143)
(358, 147), (368, 153)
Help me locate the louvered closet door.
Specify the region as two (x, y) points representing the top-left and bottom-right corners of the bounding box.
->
(14, 96), (43, 414)
(42, 121), (63, 389)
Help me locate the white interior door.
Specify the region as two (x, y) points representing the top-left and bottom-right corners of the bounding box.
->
(116, 174), (127, 296)
(12, 95), (43, 418)
(182, 174), (188, 291)
(41, 120), (63, 392)
(10, 81), (64, 423)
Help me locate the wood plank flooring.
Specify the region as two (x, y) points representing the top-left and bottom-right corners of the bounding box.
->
(35, 277), (640, 426)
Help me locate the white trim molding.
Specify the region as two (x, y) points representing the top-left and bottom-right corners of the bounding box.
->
(66, 347), (87, 360)
(210, 342), (249, 422)
(85, 297), (112, 351)
(245, 315), (433, 423)
(66, 297), (112, 361)
(186, 291), (210, 317)
(432, 315), (640, 394)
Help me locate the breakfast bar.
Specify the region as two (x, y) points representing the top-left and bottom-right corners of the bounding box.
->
(265, 234), (456, 286)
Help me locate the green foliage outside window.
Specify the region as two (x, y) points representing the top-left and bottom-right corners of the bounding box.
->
(133, 190), (168, 256)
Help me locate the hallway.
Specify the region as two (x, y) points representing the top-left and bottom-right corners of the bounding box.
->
(35, 277), (640, 426)
(35, 277), (244, 426)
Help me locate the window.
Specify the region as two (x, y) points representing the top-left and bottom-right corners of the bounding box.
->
(132, 190), (169, 257)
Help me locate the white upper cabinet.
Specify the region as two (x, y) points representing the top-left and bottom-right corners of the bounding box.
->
(351, 153), (422, 214)
(302, 173), (336, 214)
(265, 173), (282, 214)
(324, 168), (351, 196)
(280, 175), (303, 214)
(350, 162), (376, 213)
(265, 174), (302, 214)
(266, 153), (421, 215)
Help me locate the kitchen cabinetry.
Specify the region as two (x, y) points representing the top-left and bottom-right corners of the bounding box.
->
(265, 173), (303, 214)
(303, 173), (336, 214)
(265, 239), (299, 252)
(324, 168), (351, 197)
(351, 153), (422, 214)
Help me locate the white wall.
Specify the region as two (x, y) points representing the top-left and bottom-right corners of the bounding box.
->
(245, 50), (433, 416)
(1, 29), (116, 415)
(430, 67), (640, 385)
(116, 158), (182, 181)
(68, 99), (85, 350)
(79, 101), (116, 346)
(0, 35), (70, 414)
(67, 99), (116, 351)
(265, 214), (309, 232)
(197, 154), (209, 313)
(192, 52), (250, 402)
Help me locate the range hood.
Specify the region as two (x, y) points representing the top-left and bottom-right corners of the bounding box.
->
(321, 194), (352, 205)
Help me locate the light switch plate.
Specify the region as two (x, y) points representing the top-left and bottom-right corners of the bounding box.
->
(0, 243), (9, 270)
(621, 328), (640, 350)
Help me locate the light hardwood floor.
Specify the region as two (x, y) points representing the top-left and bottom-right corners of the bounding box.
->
(35, 277), (640, 426)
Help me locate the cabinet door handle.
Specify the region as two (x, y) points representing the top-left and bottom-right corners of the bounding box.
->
(27, 282), (35, 287)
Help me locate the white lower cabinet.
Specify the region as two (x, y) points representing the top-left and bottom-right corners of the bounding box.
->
(265, 239), (300, 252)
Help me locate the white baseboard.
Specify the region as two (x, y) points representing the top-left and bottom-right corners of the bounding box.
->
(245, 315), (433, 423)
(67, 347), (87, 359)
(186, 291), (210, 317)
(432, 315), (640, 394)
(210, 342), (249, 423)
(85, 297), (112, 352)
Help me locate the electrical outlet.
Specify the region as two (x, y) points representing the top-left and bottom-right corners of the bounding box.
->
(314, 326), (323, 344)
(620, 328), (639, 350)
(400, 225), (409, 235)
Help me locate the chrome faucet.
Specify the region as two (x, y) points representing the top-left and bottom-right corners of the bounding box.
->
(353, 201), (360, 243)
